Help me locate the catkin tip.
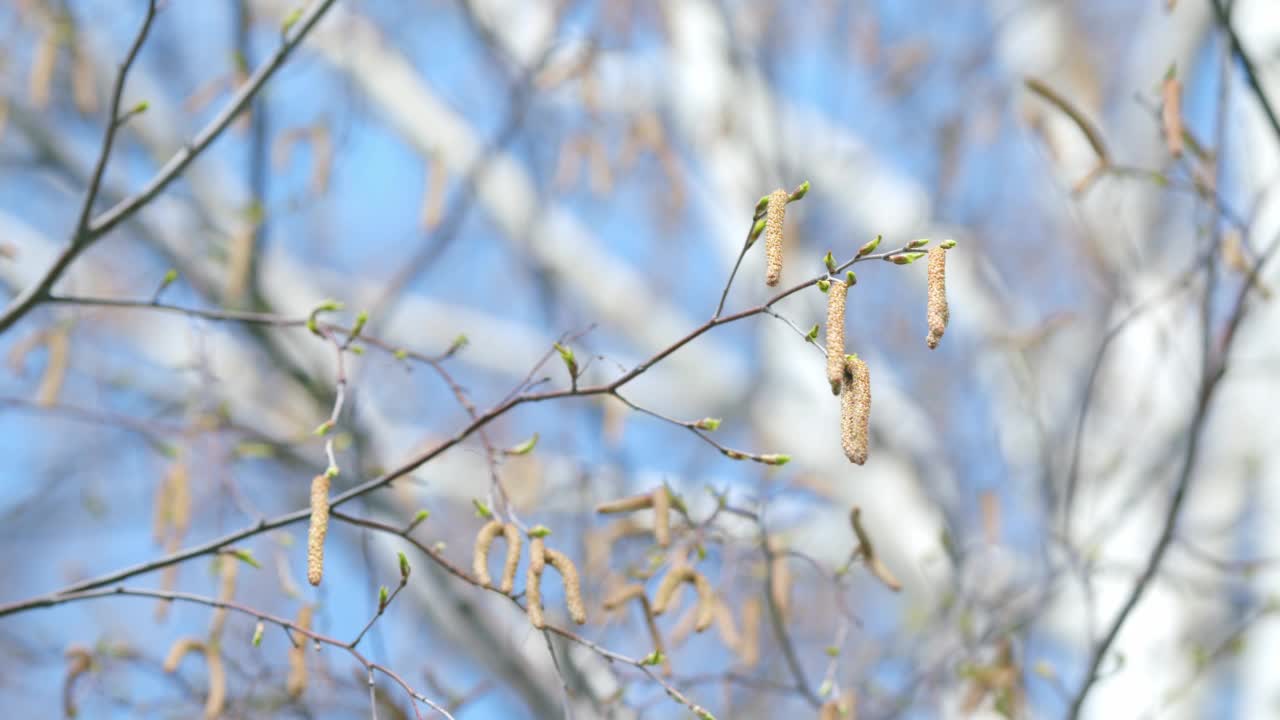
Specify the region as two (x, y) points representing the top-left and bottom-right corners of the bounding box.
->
(764, 188), (789, 286)
(925, 246), (948, 349)
(825, 279), (849, 394)
(307, 474), (330, 586)
(840, 356), (871, 465)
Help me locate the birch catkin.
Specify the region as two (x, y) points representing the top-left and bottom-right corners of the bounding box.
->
(652, 566), (714, 632)
(307, 474), (330, 586)
(163, 637), (204, 674)
(473, 521), (522, 593)
(764, 188), (789, 286)
(825, 278), (849, 394)
(651, 487), (671, 548)
(543, 548), (587, 625)
(925, 246), (949, 349)
(841, 355), (871, 465)
(286, 605), (313, 699)
(526, 547), (546, 629)
(203, 647), (226, 720)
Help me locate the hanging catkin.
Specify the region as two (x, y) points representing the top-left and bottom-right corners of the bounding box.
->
(764, 188), (789, 286)
(472, 521), (522, 593)
(825, 278), (849, 394)
(652, 566), (714, 632)
(307, 474), (330, 586)
(925, 246), (949, 349)
(841, 356), (871, 465)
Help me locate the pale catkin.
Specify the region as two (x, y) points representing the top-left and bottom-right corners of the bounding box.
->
(925, 247), (949, 349)
(841, 356), (871, 465)
(63, 646), (92, 719)
(603, 584), (648, 611)
(529, 537), (546, 574)
(307, 474), (330, 586)
(163, 637), (205, 674)
(651, 488), (671, 548)
(203, 647), (226, 720)
(208, 555), (238, 640)
(543, 548), (587, 625)
(820, 700), (840, 720)
(769, 538), (792, 618)
(764, 188), (789, 286)
(739, 597), (761, 667)
(712, 598), (741, 652)
(526, 550), (546, 629)
(825, 279), (849, 394)
(651, 566), (714, 632)
(472, 520), (522, 592)
(595, 494), (654, 514)
(286, 605), (313, 699)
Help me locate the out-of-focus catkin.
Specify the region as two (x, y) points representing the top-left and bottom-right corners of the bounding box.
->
(739, 597), (761, 667)
(286, 605), (313, 699)
(473, 521), (522, 593)
(307, 474), (330, 586)
(652, 488), (671, 548)
(825, 278), (849, 395)
(163, 637), (204, 674)
(769, 538), (792, 618)
(764, 188), (789, 286)
(841, 355), (871, 465)
(209, 554), (238, 640)
(925, 246), (949, 349)
(63, 646), (92, 719)
(203, 647), (226, 720)
(652, 566), (714, 632)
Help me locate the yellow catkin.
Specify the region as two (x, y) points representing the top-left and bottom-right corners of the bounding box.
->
(925, 247), (948, 349)
(71, 48), (97, 115)
(35, 325), (69, 407)
(712, 597), (741, 651)
(586, 519), (646, 576)
(769, 538), (792, 618)
(63, 645), (92, 719)
(651, 566), (714, 632)
(739, 597), (761, 667)
(851, 507), (902, 592)
(1162, 75), (1183, 158)
(28, 30), (57, 109)
(819, 699), (841, 720)
(841, 356), (871, 465)
(602, 584), (672, 675)
(595, 494), (654, 514)
(825, 279), (849, 394)
(169, 461), (191, 537)
(307, 474), (330, 586)
(473, 521), (522, 593)
(209, 555), (238, 640)
(152, 472), (172, 545)
(764, 188), (789, 286)
(529, 536), (546, 574)
(526, 550), (546, 629)
(651, 488), (671, 548)
(203, 647), (226, 720)
(163, 637), (205, 674)
(603, 584), (648, 611)
(286, 605), (313, 698)
(543, 548), (587, 625)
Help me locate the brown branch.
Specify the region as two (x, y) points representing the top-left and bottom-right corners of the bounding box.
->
(0, 0), (338, 336)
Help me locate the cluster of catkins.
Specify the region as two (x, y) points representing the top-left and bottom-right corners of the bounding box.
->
(471, 519), (586, 629)
(760, 187), (952, 465)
